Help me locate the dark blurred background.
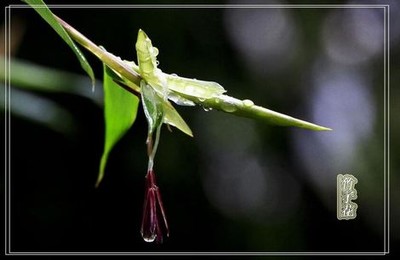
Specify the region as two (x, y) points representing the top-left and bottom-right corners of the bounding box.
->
(2, 0), (399, 254)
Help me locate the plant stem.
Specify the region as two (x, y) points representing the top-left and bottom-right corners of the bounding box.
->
(55, 15), (141, 93)
(57, 16), (330, 131)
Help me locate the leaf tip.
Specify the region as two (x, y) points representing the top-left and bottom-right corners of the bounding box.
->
(95, 171), (104, 188)
(316, 126), (333, 131)
(91, 80), (96, 92)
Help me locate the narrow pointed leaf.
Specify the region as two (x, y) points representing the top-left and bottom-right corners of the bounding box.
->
(163, 101), (193, 137)
(97, 65), (139, 187)
(180, 93), (331, 131)
(22, 0), (95, 87)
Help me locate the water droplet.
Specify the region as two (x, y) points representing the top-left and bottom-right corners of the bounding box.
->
(198, 97), (206, 102)
(171, 73), (178, 77)
(221, 102), (237, 113)
(168, 92), (196, 106)
(242, 99), (254, 107)
(142, 233), (156, 243)
(155, 60), (160, 66)
(202, 106), (213, 112)
(152, 47), (159, 56)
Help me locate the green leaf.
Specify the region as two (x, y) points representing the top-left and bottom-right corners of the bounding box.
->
(140, 81), (164, 135)
(200, 95), (332, 131)
(163, 101), (193, 137)
(96, 65), (139, 187)
(22, 0), (95, 87)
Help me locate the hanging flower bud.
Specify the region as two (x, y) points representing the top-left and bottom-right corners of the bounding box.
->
(140, 169), (169, 243)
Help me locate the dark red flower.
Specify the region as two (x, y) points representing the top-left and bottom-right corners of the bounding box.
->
(140, 169), (169, 243)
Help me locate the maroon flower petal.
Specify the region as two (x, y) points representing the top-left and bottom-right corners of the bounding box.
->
(155, 187), (169, 237)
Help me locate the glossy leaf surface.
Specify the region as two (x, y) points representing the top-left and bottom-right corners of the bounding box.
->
(97, 65), (139, 186)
